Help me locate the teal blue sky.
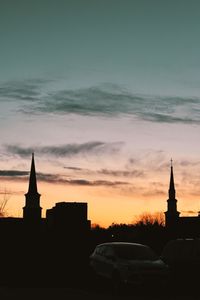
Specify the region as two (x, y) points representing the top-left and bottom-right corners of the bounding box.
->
(1, 0), (200, 224)
(1, 0), (200, 95)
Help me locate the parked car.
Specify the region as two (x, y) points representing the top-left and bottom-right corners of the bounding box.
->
(161, 238), (200, 264)
(161, 238), (200, 287)
(90, 242), (169, 289)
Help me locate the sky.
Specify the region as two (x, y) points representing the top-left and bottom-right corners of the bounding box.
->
(1, 0), (200, 227)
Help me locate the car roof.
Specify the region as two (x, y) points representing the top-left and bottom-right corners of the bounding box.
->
(164, 238), (200, 249)
(96, 242), (148, 247)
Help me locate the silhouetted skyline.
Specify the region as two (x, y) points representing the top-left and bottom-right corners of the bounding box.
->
(1, 153), (200, 230)
(0, 153), (200, 293)
(1, 1), (200, 226)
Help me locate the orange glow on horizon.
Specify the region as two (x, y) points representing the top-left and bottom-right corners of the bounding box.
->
(1, 177), (200, 228)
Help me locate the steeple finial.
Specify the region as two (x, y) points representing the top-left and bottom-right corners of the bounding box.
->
(171, 158), (173, 167)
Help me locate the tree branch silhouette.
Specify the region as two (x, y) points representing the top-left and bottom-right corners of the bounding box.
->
(0, 188), (11, 217)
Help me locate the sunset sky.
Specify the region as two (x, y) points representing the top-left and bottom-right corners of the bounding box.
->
(1, 0), (200, 227)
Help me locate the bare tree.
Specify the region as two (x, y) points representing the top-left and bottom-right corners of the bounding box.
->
(0, 188), (11, 217)
(133, 212), (165, 226)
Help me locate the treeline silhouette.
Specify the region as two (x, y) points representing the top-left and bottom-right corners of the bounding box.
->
(91, 221), (168, 255)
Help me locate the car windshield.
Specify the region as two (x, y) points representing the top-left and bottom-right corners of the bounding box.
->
(114, 245), (158, 261)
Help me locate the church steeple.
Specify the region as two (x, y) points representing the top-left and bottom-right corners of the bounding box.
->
(23, 153), (42, 223)
(165, 159), (180, 230)
(169, 159), (176, 199)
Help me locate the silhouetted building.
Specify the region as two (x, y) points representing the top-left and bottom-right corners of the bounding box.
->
(46, 202), (91, 236)
(165, 161), (200, 237)
(23, 153), (42, 224)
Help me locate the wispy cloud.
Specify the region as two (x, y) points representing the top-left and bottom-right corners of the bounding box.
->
(5, 141), (123, 158)
(98, 168), (144, 178)
(64, 166), (145, 178)
(0, 170), (128, 187)
(38, 174), (128, 186)
(0, 78), (50, 102)
(1, 79), (200, 124)
(64, 166), (84, 171)
(142, 190), (166, 197)
(179, 159), (200, 167)
(0, 170), (28, 176)
(31, 84), (200, 123)
(181, 210), (198, 215)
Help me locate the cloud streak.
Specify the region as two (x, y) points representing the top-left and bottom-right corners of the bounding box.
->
(0, 78), (51, 102)
(98, 168), (144, 178)
(64, 166), (145, 178)
(38, 174), (128, 186)
(1, 79), (200, 124)
(181, 210), (198, 215)
(0, 170), (28, 176)
(0, 170), (128, 187)
(5, 141), (123, 158)
(31, 84), (200, 124)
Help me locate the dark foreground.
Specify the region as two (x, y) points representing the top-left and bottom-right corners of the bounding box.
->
(1, 233), (199, 299)
(0, 284), (199, 300)
(0, 268), (199, 300)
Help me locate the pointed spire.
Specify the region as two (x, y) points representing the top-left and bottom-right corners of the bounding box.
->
(28, 152), (38, 194)
(169, 159), (176, 199)
(23, 153), (41, 221)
